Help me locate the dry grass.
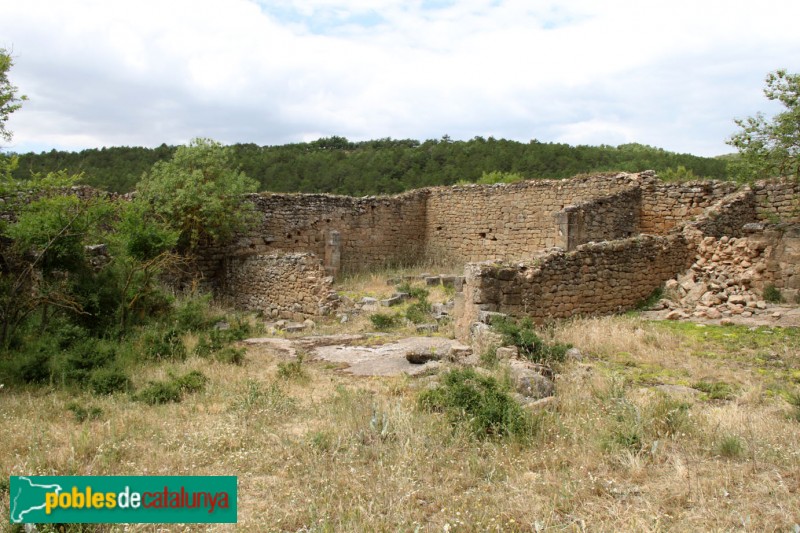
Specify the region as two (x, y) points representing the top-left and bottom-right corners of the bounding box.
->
(2, 312), (800, 531)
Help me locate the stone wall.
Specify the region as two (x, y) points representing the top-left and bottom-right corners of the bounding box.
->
(638, 180), (739, 235)
(424, 173), (640, 262)
(687, 188), (757, 239)
(753, 179), (800, 223)
(457, 234), (691, 339)
(559, 187), (641, 250)
(220, 253), (337, 319)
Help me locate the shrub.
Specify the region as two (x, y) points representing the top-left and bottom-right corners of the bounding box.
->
(67, 402), (103, 422)
(397, 282), (429, 301)
(491, 317), (571, 364)
(134, 370), (207, 405)
(370, 313), (400, 330)
(172, 293), (217, 332)
(405, 301), (431, 324)
(135, 381), (182, 405)
(215, 346), (245, 365)
(418, 367), (532, 439)
(13, 350), (52, 384)
(89, 367), (131, 395)
(142, 327), (187, 361)
(763, 284), (783, 303)
(61, 339), (116, 383)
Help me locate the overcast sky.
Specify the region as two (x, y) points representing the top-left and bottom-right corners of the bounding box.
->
(2, 0), (799, 156)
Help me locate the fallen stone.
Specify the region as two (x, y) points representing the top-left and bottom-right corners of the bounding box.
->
(508, 360), (555, 399)
(565, 347), (583, 361)
(478, 310), (507, 324)
(425, 276), (442, 286)
(720, 318), (734, 326)
(214, 321), (230, 331)
(495, 346), (519, 360)
(705, 308), (722, 319)
(283, 322), (307, 333)
(405, 347), (443, 364)
(666, 310), (687, 320)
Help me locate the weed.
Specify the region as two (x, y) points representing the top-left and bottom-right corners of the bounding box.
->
(492, 316), (572, 364)
(716, 435), (745, 459)
(134, 370), (207, 405)
(636, 285), (664, 310)
(405, 300), (431, 324)
(398, 282), (429, 301)
(693, 380), (735, 400)
(763, 284), (783, 303)
(418, 367), (533, 439)
(67, 402), (103, 422)
(788, 392), (800, 422)
(479, 346), (498, 368)
(277, 355), (309, 382)
(370, 313), (401, 330)
(214, 346), (246, 365)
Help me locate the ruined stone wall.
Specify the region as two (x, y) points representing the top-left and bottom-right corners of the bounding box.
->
(424, 173), (640, 263)
(560, 187), (641, 250)
(220, 253), (336, 319)
(457, 234), (690, 339)
(638, 180), (739, 235)
(196, 190), (428, 281)
(753, 179), (800, 223)
(687, 189), (757, 239)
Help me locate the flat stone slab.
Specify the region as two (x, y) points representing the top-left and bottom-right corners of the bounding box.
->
(311, 337), (471, 376)
(242, 334), (471, 376)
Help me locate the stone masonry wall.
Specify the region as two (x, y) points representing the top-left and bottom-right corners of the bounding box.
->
(220, 253), (337, 319)
(424, 173), (641, 263)
(639, 180), (739, 235)
(753, 179), (800, 223)
(560, 187), (641, 250)
(457, 234), (691, 338)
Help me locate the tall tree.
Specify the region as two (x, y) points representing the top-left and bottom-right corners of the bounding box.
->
(136, 138), (259, 253)
(728, 69), (800, 180)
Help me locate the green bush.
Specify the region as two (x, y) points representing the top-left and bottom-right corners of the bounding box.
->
(61, 339), (116, 383)
(89, 367), (131, 395)
(418, 367), (532, 439)
(13, 350), (52, 384)
(135, 381), (182, 405)
(370, 313), (400, 330)
(491, 317), (571, 364)
(134, 370), (207, 405)
(397, 282), (429, 300)
(142, 327), (187, 361)
(277, 355), (308, 382)
(405, 300), (432, 324)
(763, 284), (783, 303)
(172, 293), (217, 332)
(67, 402), (103, 422)
(214, 346), (245, 365)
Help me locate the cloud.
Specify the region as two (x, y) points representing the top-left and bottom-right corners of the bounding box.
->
(1, 0), (799, 155)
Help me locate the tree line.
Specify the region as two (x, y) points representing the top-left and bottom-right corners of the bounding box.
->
(10, 137), (730, 195)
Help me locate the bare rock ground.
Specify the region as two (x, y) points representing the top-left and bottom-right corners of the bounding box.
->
(243, 335), (472, 376)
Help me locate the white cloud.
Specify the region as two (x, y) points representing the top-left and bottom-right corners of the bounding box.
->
(1, 0), (799, 155)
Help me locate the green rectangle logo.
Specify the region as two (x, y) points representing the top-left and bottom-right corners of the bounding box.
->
(9, 476), (237, 524)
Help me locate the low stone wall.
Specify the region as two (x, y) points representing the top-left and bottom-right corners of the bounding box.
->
(220, 253), (336, 319)
(457, 234), (691, 340)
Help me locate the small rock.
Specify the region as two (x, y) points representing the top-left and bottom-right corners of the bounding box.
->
(741, 311), (753, 318)
(772, 312), (783, 319)
(565, 347), (583, 361)
(524, 396), (558, 411)
(720, 318), (734, 326)
(705, 308), (722, 320)
(666, 310), (686, 320)
(214, 321), (230, 331)
(303, 318), (316, 329)
(495, 346), (519, 360)
(756, 300), (767, 310)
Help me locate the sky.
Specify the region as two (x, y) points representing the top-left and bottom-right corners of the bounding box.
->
(1, 0), (799, 157)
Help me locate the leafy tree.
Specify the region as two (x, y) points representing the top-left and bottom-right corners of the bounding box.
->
(136, 138), (259, 252)
(728, 69), (800, 180)
(0, 48), (26, 144)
